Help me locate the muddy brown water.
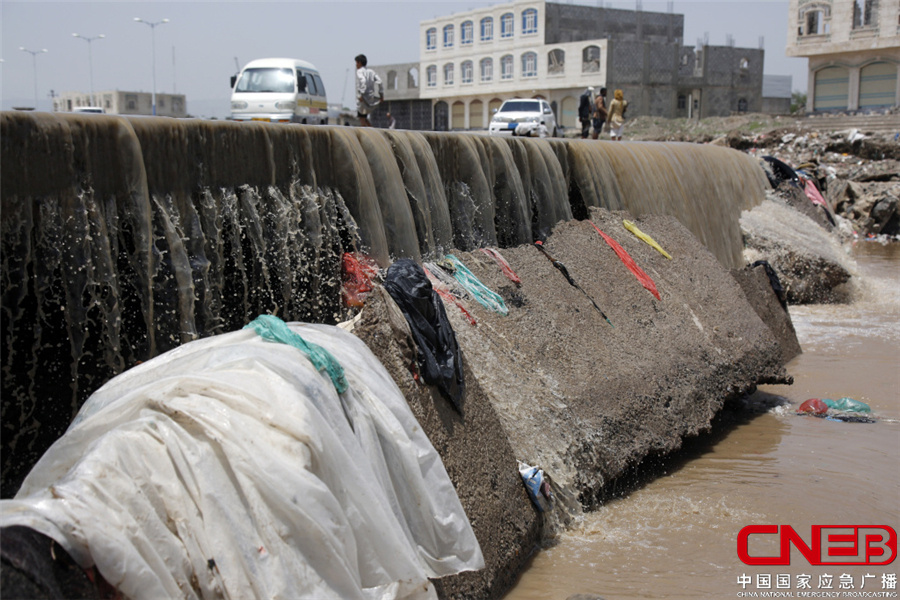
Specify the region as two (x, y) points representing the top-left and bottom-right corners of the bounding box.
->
(504, 242), (900, 600)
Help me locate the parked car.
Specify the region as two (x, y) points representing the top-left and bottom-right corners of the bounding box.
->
(488, 99), (558, 137)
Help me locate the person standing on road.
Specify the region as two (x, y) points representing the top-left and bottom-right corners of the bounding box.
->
(386, 112), (397, 129)
(591, 87), (608, 139)
(607, 89), (628, 141)
(355, 54), (383, 127)
(578, 87), (594, 139)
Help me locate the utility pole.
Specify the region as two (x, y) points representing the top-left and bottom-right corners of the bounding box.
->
(72, 33), (105, 106)
(19, 47), (48, 110)
(134, 17), (169, 115)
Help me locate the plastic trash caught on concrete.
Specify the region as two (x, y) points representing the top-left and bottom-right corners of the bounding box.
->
(1, 322), (483, 599)
(518, 461), (553, 513)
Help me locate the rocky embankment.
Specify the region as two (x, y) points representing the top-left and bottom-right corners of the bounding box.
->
(626, 112), (899, 304)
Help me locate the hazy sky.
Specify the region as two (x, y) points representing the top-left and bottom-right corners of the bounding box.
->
(1, 0), (807, 118)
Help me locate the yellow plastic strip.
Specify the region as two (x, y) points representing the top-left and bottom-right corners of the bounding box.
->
(623, 220), (672, 259)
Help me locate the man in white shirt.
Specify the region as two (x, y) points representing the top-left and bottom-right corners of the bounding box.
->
(355, 54), (383, 127)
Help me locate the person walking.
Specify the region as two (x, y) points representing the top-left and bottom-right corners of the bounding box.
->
(355, 54), (383, 127)
(607, 89), (628, 141)
(591, 87), (608, 139)
(386, 112), (397, 129)
(578, 87), (594, 139)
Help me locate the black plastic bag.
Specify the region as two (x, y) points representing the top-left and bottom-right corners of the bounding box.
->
(384, 259), (465, 412)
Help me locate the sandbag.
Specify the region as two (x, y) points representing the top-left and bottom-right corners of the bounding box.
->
(1, 322), (482, 599)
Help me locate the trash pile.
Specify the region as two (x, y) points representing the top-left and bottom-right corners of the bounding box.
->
(750, 129), (900, 239)
(797, 396), (877, 423)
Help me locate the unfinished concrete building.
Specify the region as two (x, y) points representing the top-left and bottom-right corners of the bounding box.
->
(786, 0), (900, 112)
(370, 0), (765, 131)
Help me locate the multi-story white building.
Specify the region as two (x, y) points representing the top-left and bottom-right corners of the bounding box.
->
(418, 1), (611, 130)
(373, 0), (767, 131)
(786, 0), (899, 111)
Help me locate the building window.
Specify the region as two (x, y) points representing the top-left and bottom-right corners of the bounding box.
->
(582, 45), (601, 73)
(426, 27), (437, 50)
(388, 70), (398, 90)
(443, 24), (454, 47)
(408, 67), (419, 88)
(501, 12), (514, 38)
(737, 98), (748, 112)
(739, 58), (749, 70)
(480, 58), (493, 82)
(853, 0), (877, 28)
(677, 94), (687, 109)
(522, 8), (538, 34)
(427, 65), (437, 87)
(522, 52), (537, 78)
(444, 63), (454, 85)
(480, 17), (493, 41)
(548, 49), (565, 74)
(799, 4), (831, 35)
(126, 94), (137, 110)
(501, 54), (514, 79)
(461, 60), (473, 84)
(461, 20), (473, 45)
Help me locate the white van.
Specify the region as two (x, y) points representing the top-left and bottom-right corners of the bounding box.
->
(230, 58), (328, 124)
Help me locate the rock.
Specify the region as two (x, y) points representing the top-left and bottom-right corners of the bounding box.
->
(741, 200), (854, 304)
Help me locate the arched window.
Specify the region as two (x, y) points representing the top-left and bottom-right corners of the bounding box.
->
(461, 60), (474, 84)
(501, 54), (514, 79)
(461, 20), (474, 45)
(426, 65), (437, 87)
(582, 45), (601, 73)
(444, 63), (455, 85)
(443, 24), (454, 47)
(426, 28), (437, 50)
(739, 58), (749, 70)
(480, 17), (493, 41)
(737, 98), (748, 112)
(480, 57), (493, 82)
(408, 67), (419, 88)
(387, 70), (398, 90)
(501, 12), (514, 38)
(548, 49), (565, 74)
(522, 8), (538, 34)
(522, 52), (537, 78)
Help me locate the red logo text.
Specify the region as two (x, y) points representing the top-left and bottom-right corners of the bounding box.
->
(737, 525), (897, 566)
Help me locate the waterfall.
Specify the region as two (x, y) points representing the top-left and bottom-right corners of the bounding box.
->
(0, 111), (768, 496)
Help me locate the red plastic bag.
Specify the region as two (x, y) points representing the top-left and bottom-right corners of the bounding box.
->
(341, 252), (379, 307)
(798, 398), (829, 415)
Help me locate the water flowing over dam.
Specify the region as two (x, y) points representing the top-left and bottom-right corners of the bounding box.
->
(0, 111), (768, 497)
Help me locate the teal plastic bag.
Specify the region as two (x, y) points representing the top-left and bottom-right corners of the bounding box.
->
(822, 397), (871, 413)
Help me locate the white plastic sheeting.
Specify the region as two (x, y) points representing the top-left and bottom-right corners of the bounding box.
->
(1, 323), (483, 599)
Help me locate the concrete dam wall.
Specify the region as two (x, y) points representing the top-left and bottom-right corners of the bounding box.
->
(0, 112), (794, 598)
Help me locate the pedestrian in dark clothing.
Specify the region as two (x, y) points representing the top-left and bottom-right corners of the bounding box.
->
(591, 87), (608, 139)
(578, 87), (594, 139)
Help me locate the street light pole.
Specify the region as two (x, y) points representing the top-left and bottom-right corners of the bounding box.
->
(19, 46), (48, 110)
(72, 33), (105, 106)
(134, 17), (169, 116)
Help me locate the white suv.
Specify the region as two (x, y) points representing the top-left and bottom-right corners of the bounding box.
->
(488, 99), (558, 137)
